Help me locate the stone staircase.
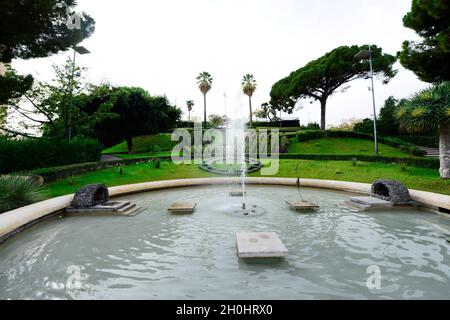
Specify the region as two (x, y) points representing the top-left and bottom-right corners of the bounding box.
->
(419, 147), (440, 158)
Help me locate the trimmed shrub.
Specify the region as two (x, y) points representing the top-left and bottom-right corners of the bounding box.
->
(0, 138), (102, 174)
(277, 153), (439, 169)
(0, 176), (43, 214)
(296, 130), (326, 142)
(31, 156), (172, 182)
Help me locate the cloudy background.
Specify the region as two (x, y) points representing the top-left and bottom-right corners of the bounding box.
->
(13, 0), (427, 126)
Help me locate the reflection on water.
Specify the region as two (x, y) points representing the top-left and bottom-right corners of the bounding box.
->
(0, 185), (449, 300)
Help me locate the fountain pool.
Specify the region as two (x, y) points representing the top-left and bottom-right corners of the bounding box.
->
(1, 185), (450, 300)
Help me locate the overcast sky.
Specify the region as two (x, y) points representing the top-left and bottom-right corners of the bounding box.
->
(13, 0), (427, 126)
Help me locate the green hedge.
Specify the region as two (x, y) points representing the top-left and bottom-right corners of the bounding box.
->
(277, 153), (439, 169)
(0, 138), (102, 174)
(397, 135), (439, 148)
(31, 156), (171, 182)
(296, 130), (425, 157)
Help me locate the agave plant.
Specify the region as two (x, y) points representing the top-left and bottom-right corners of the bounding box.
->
(242, 74), (257, 127)
(396, 82), (450, 179)
(0, 175), (43, 213)
(196, 72), (213, 126)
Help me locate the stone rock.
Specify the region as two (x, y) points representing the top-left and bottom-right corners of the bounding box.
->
(371, 180), (411, 203)
(71, 184), (109, 208)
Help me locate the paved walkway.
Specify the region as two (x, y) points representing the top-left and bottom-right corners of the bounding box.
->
(101, 155), (122, 162)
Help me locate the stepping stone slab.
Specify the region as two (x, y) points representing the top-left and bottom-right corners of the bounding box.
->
(236, 232), (288, 258)
(230, 191), (246, 197)
(350, 197), (394, 208)
(168, 202), (197, 214)
(286, 200), (319, 211)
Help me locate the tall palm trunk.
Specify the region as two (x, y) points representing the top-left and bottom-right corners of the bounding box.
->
(249, 95), (253, 127)
(203, 93), (207, 127)
(440, 123), (450, 179)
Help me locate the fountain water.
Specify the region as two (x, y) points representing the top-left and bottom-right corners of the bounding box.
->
(225, 93), (266, 217)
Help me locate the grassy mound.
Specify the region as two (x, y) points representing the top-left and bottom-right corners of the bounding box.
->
(288, 138), (411, 158)
(102, 134), (176, 154)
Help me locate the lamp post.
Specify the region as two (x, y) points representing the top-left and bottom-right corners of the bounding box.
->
(67, 45), (90, 141)
(355, 45), (379, 156)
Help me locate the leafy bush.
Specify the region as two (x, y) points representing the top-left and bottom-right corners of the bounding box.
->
(295, 130), (425, 157)
(0, 138), (102, 174)
(296, 130), (326, 142)
(0, 176), (43, 213)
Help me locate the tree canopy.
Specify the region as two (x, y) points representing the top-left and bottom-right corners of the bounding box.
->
(85, 86), (182, 153)
(270, 45), (397, 130)
(399, 0), (450, 82)
(0, 0), (95, 104)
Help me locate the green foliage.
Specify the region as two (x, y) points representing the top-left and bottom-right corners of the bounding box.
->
(398, 135), (439, 148)
(85, 86), (181, 152)
(31, 156), (166, 182)
(0, 70), (34, 105)
(102, 134), (177, 154)
(209, 114), (226, 127)
(270, 45), (397, 129)
(0, 0), (95, 103)
(397, 82), (450, 133)
(0, 138), (102, 174)
(296, 130), (327, 142)
(399, 0), (450, 82)
(0, 176), (42, 214)
(354, 118), (375, 134)
(4, 59), (111, 140)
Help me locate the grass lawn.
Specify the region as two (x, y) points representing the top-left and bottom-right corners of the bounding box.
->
(41, 159), (450, 198)
(102, 134), (176, 154)
(288, 137), (411, 158)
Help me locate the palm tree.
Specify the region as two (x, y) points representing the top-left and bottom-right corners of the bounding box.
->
(196, 72), (213, 127)
(186, 100), (194, 123)
(242, 74), (257, 126)
(396, 82), (450, 179)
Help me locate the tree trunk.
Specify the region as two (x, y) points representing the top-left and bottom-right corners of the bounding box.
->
(440, 123), (450, 179)
(203, 93), (207, 128)
(249, 96), (253, 127)
(320, 99), (327, 131)
(126, 136), (135, 155)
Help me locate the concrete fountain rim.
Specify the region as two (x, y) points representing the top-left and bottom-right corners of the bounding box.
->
(0, 177), (449, 244)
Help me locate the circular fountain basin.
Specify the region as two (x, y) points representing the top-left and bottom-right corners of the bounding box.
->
(0, 185), (450, 300)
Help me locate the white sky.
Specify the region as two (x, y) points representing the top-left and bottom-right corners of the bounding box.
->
(13, 0), (427, 126)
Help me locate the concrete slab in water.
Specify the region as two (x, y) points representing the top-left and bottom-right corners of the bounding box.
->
(230, 191), (246, 197)
(350, 197), (394, 208)
(286, 200), (319, 211)
(236, 232), (288, 258)
(168, 202), (197, 214)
